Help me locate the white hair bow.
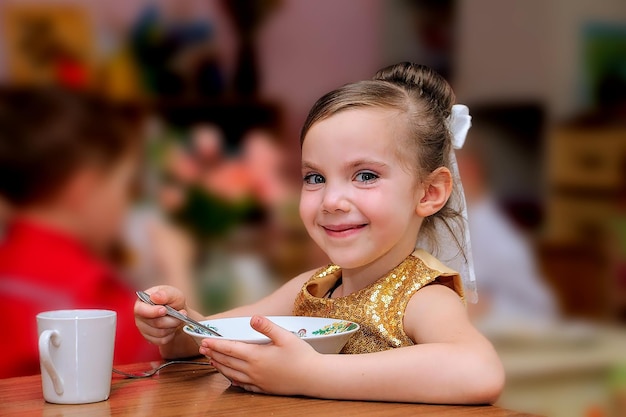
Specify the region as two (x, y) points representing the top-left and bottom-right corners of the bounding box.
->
(448, 104), (477, 303)
(417, 104), (478, 303)
(448, 104), (472, 149)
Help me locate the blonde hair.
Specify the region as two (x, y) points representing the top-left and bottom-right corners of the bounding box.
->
(300, 62), (464, 255)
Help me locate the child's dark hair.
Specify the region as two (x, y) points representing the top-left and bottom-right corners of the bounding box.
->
(0, 87), (144, 207)
(300, 62), (465, 255)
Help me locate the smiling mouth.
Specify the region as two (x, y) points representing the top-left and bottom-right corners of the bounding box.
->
(322, 224), (368, 234)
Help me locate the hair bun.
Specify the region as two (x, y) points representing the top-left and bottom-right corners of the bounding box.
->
(373, 62), (454, 117)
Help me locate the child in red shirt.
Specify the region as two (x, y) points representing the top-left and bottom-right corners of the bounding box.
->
(0, 87), (159, 378)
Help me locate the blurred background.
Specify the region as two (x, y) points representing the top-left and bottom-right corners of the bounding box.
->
(0, 0), (625, 415)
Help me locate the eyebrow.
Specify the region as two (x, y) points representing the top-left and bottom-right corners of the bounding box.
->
(301, 159), (389, 171)
(301, 161), (320, 171)
(347, 159), (389, 170)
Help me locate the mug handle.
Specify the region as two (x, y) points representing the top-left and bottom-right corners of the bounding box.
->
(39, 330), (64, 395)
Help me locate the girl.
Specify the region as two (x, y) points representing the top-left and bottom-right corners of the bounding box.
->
(135, 63), (504, 404)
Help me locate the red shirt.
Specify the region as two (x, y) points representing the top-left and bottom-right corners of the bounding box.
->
(0, 219), (159, 378)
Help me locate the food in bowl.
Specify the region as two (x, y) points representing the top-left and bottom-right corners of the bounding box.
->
(183, 316), (359, 354)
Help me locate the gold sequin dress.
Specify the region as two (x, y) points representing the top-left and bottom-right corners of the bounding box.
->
(293, 249), (464, 354)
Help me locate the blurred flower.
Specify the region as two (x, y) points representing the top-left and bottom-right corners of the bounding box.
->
(150, 122), (294, 241)
(165, 145), (200, 184)
(192, 124), (223, 162)
(201, 159), (252, 203)
(157, 183), (186, 212)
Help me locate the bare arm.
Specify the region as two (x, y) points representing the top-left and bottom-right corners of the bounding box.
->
(135, 269), (316, 359)
(300, 285), (504, 403)
(202, 284), (504, 404)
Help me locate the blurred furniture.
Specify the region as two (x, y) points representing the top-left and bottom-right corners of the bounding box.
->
(496, 325), (626, 417)
(538, 242), (610, 319)
(0, 361), (536, 416)
(546, 126), (626, 242)
(543, 125), (626, 319)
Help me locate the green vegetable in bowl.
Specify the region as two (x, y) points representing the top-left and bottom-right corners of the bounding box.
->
(312, 321), (358, 336)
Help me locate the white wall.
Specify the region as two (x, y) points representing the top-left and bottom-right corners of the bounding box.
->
(455, 0), (626, 120)
(257, 0), (384, 143)
(455, 0), (551, 106)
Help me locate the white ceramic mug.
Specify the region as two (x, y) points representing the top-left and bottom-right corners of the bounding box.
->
(37, 310), (116, 404)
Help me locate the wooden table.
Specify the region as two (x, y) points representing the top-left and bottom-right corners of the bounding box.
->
(0, 360), (538, 416)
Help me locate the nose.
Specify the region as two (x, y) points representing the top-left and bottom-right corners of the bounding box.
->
(321, 183), (351, 213)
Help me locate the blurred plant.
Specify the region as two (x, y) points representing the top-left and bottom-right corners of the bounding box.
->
(129, 4), (223, 98)
(151, 122), (291, 242)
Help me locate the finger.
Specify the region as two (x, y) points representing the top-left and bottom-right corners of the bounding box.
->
(135, 318), (177, 343)
(210, 359), (253, 387)
(134, 300), (167, 319)
(139, 330), (177, 346)
(136, 321), (178, 342)
(201, 346), (248, 371)
(135, 309), (183, 344)
(143, 285), (186, 310)
(137, 315), (182, 333)
(249, 315), (294, 346)
(201, 338), (251, 361)
(239, 384), (264, 394)
(229, 379), (265, 394)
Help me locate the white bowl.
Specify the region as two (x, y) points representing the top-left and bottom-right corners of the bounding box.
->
(183, 316), (359, 354)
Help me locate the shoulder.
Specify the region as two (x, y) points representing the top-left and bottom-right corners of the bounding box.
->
(403, 283), (471, 344)
(410, 250), (465, 300)
(282, 267), (325, 294)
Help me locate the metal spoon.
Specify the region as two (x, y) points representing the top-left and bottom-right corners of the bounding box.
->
(136, 290), (223, 337)
(113, 360), (216, 379)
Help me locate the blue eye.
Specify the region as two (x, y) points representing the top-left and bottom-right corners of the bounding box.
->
(303, 173), (325, 184)
(354, 171), (379, 183)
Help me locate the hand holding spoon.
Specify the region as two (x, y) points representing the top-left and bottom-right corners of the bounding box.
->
(136, 291), (222, 337)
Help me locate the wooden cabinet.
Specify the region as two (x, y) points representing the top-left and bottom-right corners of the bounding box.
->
(543, 126), (626, 318)
(546, 126), (626, 244)
(548, 128), (626, 191)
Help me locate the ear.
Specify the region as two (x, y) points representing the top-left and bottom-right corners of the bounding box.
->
(416, 167), (452, 217)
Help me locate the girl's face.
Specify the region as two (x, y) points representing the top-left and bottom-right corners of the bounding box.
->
(299, 108), (424, 271)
